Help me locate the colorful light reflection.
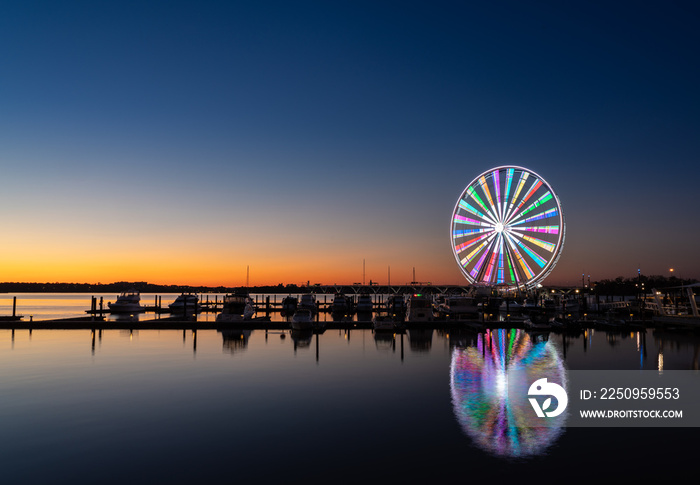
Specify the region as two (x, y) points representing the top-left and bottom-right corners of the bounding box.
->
(450, 329), (567, 458)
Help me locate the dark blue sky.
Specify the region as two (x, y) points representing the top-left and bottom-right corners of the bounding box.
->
(1, 1), (698, 285)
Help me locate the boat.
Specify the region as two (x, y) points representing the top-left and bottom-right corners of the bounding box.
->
(298, 294), (317, 312)
(291, 309), (314, 329)
(108, 289), (144, 313)
(559, 297), (581, 313)
(356, 294), (373, 313)
(386, 295), (405, 317)
(438, 296), (479, 320)
(216, 292), (255, 322)
(281, 296), (298, 315)
(499, 299), (524, 313)
(331, 293), (351, 316)
(168, 293), (199, 313)
(406, 294), (434, 322)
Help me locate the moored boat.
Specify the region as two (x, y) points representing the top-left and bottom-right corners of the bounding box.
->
(298, 294), (317, 312)
(168, 293), (199, 313)
(291, 309), (314, 330)
(438, 296), (479, 320)
(216, 292), (255, 322)
(108, 289), (144, 313)
(331, 293), (350, 316)
(406, 294), (434, 322)
(281, 296), (298, 315)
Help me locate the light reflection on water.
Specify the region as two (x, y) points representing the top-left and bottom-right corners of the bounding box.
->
(450, 329), (567, 458)
(0, 325), (699, 482)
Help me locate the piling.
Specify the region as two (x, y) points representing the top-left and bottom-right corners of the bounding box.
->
(12, 296), (17, 317)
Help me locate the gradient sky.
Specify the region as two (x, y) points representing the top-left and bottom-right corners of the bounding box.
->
(1, 1), (698, 287)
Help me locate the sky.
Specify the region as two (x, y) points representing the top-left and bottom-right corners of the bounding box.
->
(1, 0), (698, 287)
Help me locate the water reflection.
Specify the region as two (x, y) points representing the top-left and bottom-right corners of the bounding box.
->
(219, 329), (253, 354)
(407, 328), (433, 352)
(450, 329), (567, 458)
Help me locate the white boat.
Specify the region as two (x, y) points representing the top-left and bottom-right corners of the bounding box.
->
(356, 294), (373, 313)
(108, 289), (144, 313)
(406, 294), (433, 322)
(291, 309), (314, 329)
(298, 294), (317, 312)
(168, 293), (199, 312)
(216, 292), (255, 322)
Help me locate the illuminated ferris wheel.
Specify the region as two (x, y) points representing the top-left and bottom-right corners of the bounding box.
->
(450, 166), (565, 289)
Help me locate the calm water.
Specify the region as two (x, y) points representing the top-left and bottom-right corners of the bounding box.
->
(0, 292), (388, 322)
(1, 295), (699, 483)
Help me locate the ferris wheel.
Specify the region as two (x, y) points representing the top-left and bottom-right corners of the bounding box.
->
(450, 166), (565, 289)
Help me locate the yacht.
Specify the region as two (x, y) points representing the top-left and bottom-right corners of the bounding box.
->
(108, 289), (144, 313)
(437, 296), (478, 320)
(298, 294), (317, 312)
(406, 294), (433, 322)
(216, 292), (255, 322)
(291, 309), (314, 330)
(386, 295), (405, 317)
(331, 293), (350, 315)
(281, 296), (298, 315)
(168, 293), (199, 312)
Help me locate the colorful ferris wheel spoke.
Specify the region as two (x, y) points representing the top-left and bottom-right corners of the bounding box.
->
(466, 186), (492, 218)
(507, 234), (548, 268)
(482, 236), (501, 283)
(507, 190), (553, 224)
(458, 199), (490, 221)
(477, 176), (498, 218)
(459, 235), (493, 267)
(504, 171), (529, 221)
(510, 207), (559, 226)
(455, 232), (491, 255)
(509, 232), (556, 253)
(469, 235), (499, 279)
(510, 225), (559, 235)
(510, 178), (542, 219)
(492, 169), (502, 220)
(453, 215), (489, 226)
(503, 168), (514, 216)
(503, 224), (536, 279)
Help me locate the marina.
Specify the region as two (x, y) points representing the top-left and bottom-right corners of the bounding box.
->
(1, 288), (698, 331)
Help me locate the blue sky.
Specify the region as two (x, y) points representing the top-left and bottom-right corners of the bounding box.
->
(1, 1), (698, 285)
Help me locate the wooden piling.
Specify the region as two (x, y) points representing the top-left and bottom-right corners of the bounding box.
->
(13, 296), (17, 317)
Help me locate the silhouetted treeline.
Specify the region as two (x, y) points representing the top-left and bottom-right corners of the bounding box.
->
(0, 281), (304, 294)
(592, 275), (697, 296)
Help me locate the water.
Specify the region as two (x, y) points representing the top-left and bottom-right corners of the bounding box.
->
(0, 292), (389, 322)
(0, 295), (699, 483)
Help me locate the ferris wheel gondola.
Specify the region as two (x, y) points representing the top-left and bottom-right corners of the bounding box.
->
(450, 166), (565, 289)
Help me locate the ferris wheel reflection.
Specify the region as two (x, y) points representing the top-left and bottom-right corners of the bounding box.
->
(450, 329), (568, 458)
